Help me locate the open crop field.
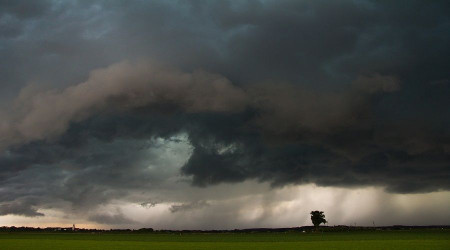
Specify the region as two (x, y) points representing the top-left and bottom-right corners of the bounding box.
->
(0, 229), (449, 249)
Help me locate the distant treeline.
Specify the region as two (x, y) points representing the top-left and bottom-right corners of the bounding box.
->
(0, 225), (449, 233)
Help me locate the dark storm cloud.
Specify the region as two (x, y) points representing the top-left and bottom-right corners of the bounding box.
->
(0, 127), (182, 216)
(89, 211), (136, 225)
(169, 200), (209, 213)
(0, 199), (43, 217)
(0, 0), (449, 219)
(0, 61), (246, 148)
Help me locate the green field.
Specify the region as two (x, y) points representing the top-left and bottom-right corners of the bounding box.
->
(0, 230), (449, 249)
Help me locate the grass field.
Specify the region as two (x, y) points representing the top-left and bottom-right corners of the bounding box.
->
(0, 229), (449, 249)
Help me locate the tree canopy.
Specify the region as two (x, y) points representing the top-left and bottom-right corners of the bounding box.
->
(310, 211), (327, 228)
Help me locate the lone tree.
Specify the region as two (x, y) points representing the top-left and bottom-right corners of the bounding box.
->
(310, 211), (327, 230)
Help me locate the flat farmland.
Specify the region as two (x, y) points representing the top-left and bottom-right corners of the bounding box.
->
(0, 229), (449, 249)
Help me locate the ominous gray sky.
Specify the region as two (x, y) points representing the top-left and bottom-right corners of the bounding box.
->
(0, 0), (449, 229)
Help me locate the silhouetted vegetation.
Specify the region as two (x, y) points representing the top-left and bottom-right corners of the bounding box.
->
(1, 225), (448, 234)
(310, 210), (327, 230)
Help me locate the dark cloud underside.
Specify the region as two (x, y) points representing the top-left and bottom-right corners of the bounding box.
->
(0, 0), (449, 219)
